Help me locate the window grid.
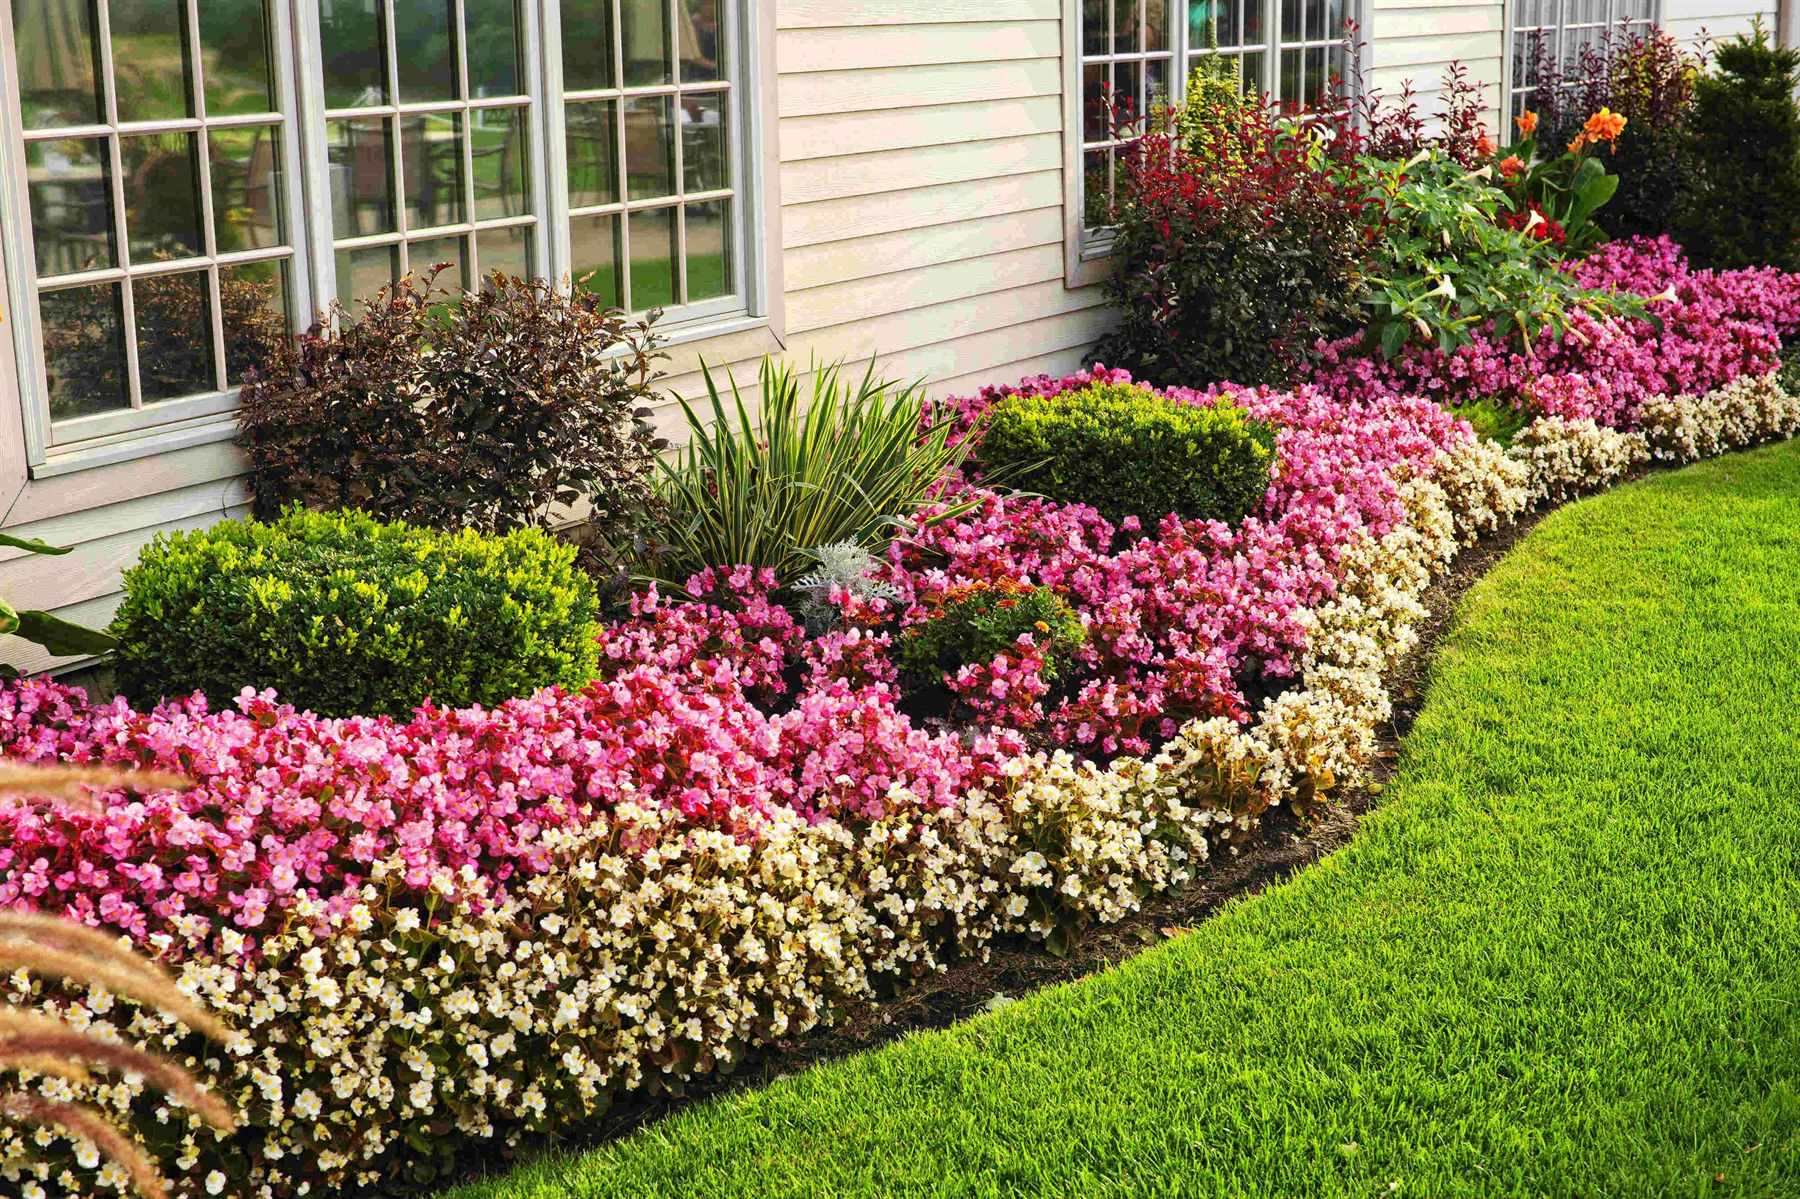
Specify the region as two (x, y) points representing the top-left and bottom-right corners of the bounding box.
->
(560, 0), (739, 316)
(1510, 0), (1658, 119)
(15, 0), (296, 437)
(324, 0), (537, 301)
(1081, 0), (1356, 233)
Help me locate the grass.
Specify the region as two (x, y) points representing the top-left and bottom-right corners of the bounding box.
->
(447, 441), (1800, 1198)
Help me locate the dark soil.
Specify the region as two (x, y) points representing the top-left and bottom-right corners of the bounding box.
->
(452, 506), (1554, 1185)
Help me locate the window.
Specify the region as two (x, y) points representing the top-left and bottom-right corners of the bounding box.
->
(1076, 0), (1353, 237)
(558, 0), (740, 317)
(0, 0), (758, 471)
(319, 0), (539, 300)
(5, 0), (303, 452)
(1508, 0), (1659, 119)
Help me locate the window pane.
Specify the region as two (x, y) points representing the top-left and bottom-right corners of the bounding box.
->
(624, 94), (674, 200)
(1082, 63), (1110, 143)
(133, 270), (216, 402)
(1082, 148), (1111, 228)
(566, 100), (619, 208)
(622, 0), (672, 85)
(679, 0), (723, 82)
(13, 0), (105, 128)
(474, 107), (530, 220)
(570, 213), (621, 306)
(211, 126), (285, 252)
(410, 234), (469, 294)
(467, 0), (523, 96)
(1281, 0), (1302, 43)
(395, 0), (459, 102)
(109, 0), (196, 122)
(402, 111), (466, 231)
(320, 0), (388, 107)
(41, 283), (129, 420)
(122, 133), (204, 262)
(199, 0), (276, 115)
(328, 117), (396, 237)
(1112, 0), (1142, 54)
(1279, 46), (1300, 104)
(1146, 0), (1170, 52)
(336, 243), (399, 308)
(560, 0), (617, 90)
(628, 207), (675, 310)
(1147, 57), (1171, 113)
(1240, 50), (1265, 94)
(477, 226), (532, 286)
(1082, 0), (1108, 56)
(220, 259), (291, 383)
(685, 200), (731, 303)
(26, 137), (116, 277)
(1245, 0), (1265, 45)
(682, 92), (729, 193)
(1111, 61), (1144, 135)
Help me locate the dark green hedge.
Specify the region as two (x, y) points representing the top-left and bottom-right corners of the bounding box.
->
(976, 383), (1276, 527)
(111, 508), (601, 718)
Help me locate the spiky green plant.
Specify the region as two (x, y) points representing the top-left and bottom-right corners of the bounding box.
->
(644, 357), (976, 587)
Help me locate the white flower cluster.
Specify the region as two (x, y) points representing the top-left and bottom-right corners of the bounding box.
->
(2, 375), (1794, 1199)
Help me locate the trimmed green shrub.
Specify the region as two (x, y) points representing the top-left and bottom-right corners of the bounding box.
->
(975, 383), (1276, 526)
(899, 580), (1087, 682)
(111, 508), (601, 718)
(1673, 22), (1800, 271)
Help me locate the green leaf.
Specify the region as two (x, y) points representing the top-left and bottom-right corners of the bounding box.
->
(13, 610), (118, 657)
(0, 532), (72, 556)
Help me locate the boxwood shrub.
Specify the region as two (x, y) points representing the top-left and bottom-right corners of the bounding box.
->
(976, 383), (1276, 526)
(111, 508), (601, 718)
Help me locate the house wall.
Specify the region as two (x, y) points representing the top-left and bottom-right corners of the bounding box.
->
(0, 0), (1112, 676)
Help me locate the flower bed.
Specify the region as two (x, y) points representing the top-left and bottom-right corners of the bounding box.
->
(3, 242), (1800, 1199)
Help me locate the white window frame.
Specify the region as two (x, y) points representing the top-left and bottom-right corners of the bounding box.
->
(1063, 0), (1365, 286)
(0, 0), (770, 481)
(1503, 0), (1662, 120)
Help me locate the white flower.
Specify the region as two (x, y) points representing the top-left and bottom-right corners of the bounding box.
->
(206, 1170), (227, 1195)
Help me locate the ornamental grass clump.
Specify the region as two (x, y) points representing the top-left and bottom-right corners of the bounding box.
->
(643, 356), (975, 587)
(974, 383), (1276, 526)
(110, 507), (601, 718)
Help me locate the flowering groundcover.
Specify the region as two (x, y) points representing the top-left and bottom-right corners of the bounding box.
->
(0, 239), (1798, 1198)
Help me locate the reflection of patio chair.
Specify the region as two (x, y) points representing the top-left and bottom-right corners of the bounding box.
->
(471, 117), (526, 216)
(35, 183), (112, 276)
(210, 129), (279, 252)
(565, 108), (615, 203)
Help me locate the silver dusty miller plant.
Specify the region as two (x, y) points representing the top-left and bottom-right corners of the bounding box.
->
(792, 541), (901, 634)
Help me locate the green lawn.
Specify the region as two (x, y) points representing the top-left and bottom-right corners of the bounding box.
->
(449, 440), (1800, 1198)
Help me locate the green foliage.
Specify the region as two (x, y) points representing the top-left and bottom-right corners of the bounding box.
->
(0, 533), (117, 675)
(975, 383), (1276, 526)
(1348, 151), (1650, 356)
(643, 358), (976, 587)
(1673, 21), (1800, 271)
(1497, 132), (1620, 253)
(1449, 397), (1532, 446)
(240, 270), (665, 544)
(110, 508), (601, 718)
(898, 580), (1087, 682)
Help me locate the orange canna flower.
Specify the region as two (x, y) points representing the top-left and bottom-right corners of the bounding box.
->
(1499, 154), (1525, 179)
(1583, 106), (1627, 142)
(1515, 109), (1539, 137)
(1476, 134), (1497, 157)
(1568, 132), (1590, 155)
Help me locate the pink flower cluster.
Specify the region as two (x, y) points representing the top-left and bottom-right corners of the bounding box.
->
(0, 662), (1019, 947)
(890, 370), (1468, 755)
(1311, 238), (1800, 427)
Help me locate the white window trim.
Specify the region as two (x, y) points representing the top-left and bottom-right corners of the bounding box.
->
(1063, 0), (1368, 287)
(0, 0), (776, 483)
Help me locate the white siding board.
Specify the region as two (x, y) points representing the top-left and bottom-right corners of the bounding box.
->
(778, 1), (1057, 29)
(781, 96), (1063, 161)
(784, 207), (1065, 291)
(780, 60), (1061, 117)
(780, 133), (1062, 204)
(779, 22), (1062, 71)
(787, 245), (1066, 333)
(785, 170), (1064, 247)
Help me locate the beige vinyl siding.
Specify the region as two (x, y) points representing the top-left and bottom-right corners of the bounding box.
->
(1370, 0), (1506, 131)
(1662, 0), (1780, 48)
(0, 0), (1113, 676)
